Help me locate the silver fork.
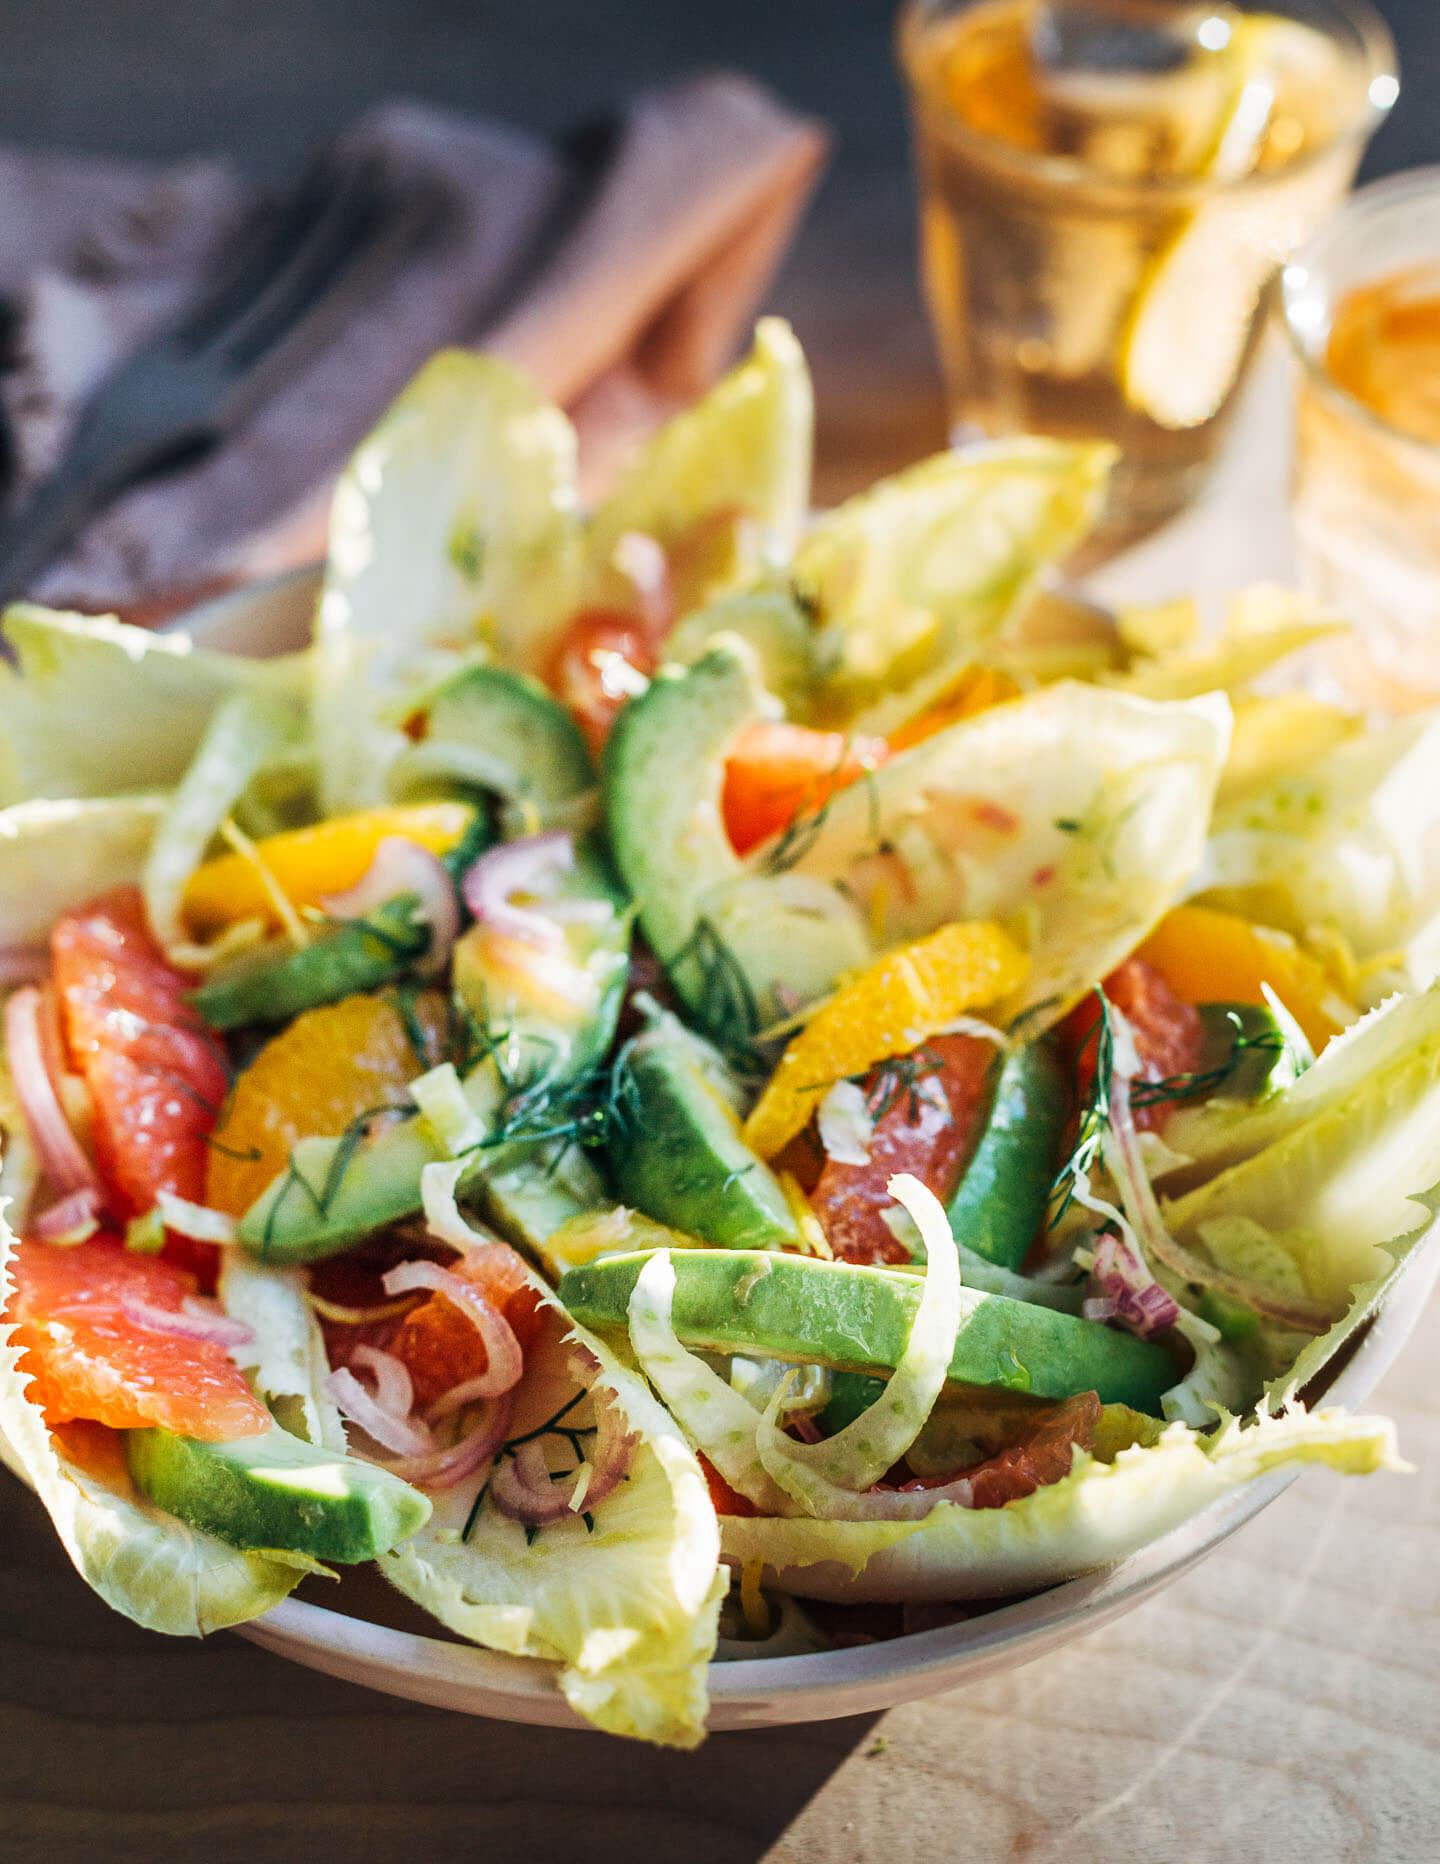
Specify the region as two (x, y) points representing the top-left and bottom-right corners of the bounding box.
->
(0, 149), (451, 605)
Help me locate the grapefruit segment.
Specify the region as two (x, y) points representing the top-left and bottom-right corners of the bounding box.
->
(7, 1237), (270, 1440)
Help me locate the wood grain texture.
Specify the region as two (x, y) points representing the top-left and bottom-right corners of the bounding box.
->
(1, 1287), (1435, 1864)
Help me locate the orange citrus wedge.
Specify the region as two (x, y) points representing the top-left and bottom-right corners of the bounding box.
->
(742, 920), (1028, 1160)
(1133, 905), (1354, 1056)
(206, 992), (446, 1218)
(181, 802), (475, 938)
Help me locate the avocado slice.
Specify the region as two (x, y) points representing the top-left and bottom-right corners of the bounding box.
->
(190, 809), (495, 1031)
(389, 664), (594, 818)
(478, 1135), (611, 1269)
(607, 1013), (801, 1252)
(1195, 1000), (1306, 1101)
(239, 1115), (453, 1263)
(192, 894), (431, 1031)
(126, 1421), (430, 1563)
(602, 646), (870, 1032)
(664, 592), (820, 719)
(452, 839), (631, 1092)
(559, 1248), (1177, 1414)
(603, 648), (755, 1001)
(946, 1040), (1068, 1271)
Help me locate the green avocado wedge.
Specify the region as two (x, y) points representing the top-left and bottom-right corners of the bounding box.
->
(126, 1422), (430, 1564)
(558, 1248), (1178, 1414)
(191, 894), (431, 1030)
(945, 1040), (1069, 1271)
(1195, 1000), (1307, 1101)
(388, 663), (594, 818)
(606, 1014), (800, 1252)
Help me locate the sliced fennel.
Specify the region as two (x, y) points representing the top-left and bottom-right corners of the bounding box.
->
(219, 1251), (346, 1452)
(753, 1176), (959, 1516)
(628, 1250), (791, 1514)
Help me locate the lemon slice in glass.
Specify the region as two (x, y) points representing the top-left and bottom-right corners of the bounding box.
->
(1120, 20), (1297, 431)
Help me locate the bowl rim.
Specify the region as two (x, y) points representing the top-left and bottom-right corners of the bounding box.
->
(167, 569), (1436, 1727)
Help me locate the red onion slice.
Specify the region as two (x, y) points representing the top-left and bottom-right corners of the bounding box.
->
(320, 836), (459, 979)
(350, 1343), (415, 1421)
(490, 1437), (584, 1525)
(119, 1292), (255, 1349)
(381, 1389), (515, 1490)
(1082, 1232), (1179, 1340)
(29, 1186), (103, 1243)
(326, 1365), (433, 1457)
(489, 1382), (638, 1525)
(460, 831), (575, 950)
(381, 1260), (523, 1396)
(6, 986), (98, 1198)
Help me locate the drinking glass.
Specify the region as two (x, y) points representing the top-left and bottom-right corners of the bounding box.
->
(1283, 168), (1440, 705)
(898, 0), (1397, 555)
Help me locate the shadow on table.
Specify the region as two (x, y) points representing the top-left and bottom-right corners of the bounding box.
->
(0, 1483), (877, 1864)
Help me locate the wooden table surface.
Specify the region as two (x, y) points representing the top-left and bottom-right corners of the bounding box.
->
(4, 141), (1440, 1864)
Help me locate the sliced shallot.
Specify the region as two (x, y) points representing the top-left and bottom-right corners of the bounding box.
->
(461, 832), (575, 950)
(382, 1260), (523, 1396)
(350, 1343), (415, 1421)
(120, 1292), (255, 1349)
(6, 986), (98, 1197)
(382, 1389), (516, 1490)
(29, 1186), (103, 1243)
(321, 836), (458, 979)
(489, 1382), (637, 1525)
(326, 1365), (433, 1458)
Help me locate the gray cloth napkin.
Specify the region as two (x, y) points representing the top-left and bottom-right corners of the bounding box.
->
(0, 73), (828, 612)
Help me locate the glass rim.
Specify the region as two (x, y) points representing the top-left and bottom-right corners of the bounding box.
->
(1281, 164), (1440, 462)
(896, 0), (1398, 203)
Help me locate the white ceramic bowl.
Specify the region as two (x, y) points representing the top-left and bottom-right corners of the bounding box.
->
(162, 571), (1436, 1730)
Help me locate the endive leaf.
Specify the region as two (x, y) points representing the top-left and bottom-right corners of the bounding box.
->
(794, 437), (1112, 728)
(374, 1171), (723, 1748)
(315, 350), (581, 812)
(0, 605), (300, 806)
(695, 674), (1230, 1028)
(0, 796), (166, 947)
(720, 1406), (1399, 1603)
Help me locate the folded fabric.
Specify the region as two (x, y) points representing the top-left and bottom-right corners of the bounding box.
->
(0, 74), (828, 612)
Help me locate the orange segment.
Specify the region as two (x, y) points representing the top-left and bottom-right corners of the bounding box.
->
(206, 993), (447, 1218)
(887, 665), (1021, 753)
(1133, 905), (1355, 1056)
(742, 920), (1028, 1160)
(181, 803), (475, 938)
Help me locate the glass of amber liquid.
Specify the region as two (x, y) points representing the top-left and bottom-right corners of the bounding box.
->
(898, 0), (1396, 553)
(1284, 170), (1440, 704)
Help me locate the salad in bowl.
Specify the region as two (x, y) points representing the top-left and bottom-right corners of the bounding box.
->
(0, 320), (1436, 1748)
